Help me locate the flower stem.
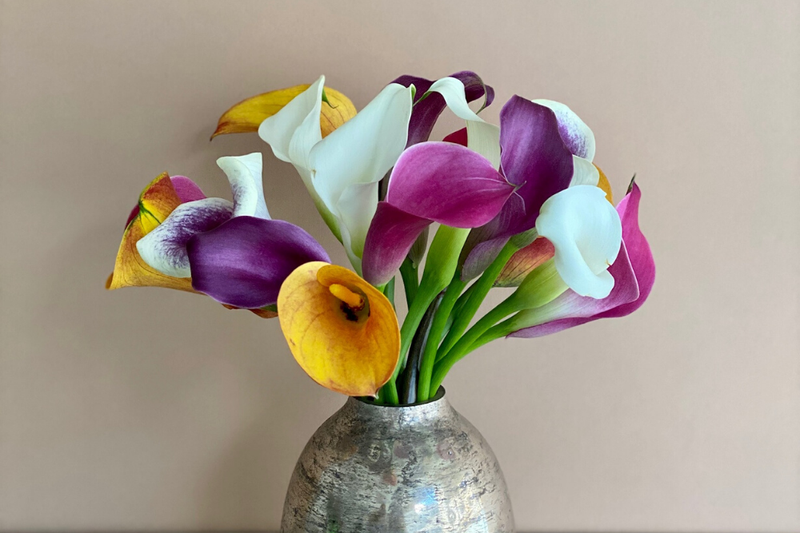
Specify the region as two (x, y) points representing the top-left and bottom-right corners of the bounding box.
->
(430, 298), (520, 396)
(398, 292), (443, 404)
(437, 240), (518, 360)
(399, 258), (418, 308)
(416, 276), (466, 402)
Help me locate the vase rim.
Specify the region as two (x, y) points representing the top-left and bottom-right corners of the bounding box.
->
(353, 386), (446, 409)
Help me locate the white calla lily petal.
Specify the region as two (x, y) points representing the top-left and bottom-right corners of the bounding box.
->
(532, 99), (596, 161)
(217, 152), (269, 219)
(535, 185), (622, 298)
(569, 155), (600, 187)
(428, 77), (501, 168)
(337, 181), (381, 268)
(308, 83), (412, 261)
(136, 198), (234, 278)
(258, 75), (324, 169)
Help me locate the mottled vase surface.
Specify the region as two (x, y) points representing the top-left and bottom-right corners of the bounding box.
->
(281, 390), (515, 532)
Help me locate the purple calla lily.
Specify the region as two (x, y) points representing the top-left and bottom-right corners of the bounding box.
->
(136, 152), (331, 309)
(508, 182), (654, 337)
(392, 71), (494, 147)
(461, 96), (575, 279)
(362, 142), (515, 286)
(187, 216), (330, 309)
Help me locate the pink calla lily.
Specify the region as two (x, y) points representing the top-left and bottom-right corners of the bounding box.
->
(361, 142), (515, 286)
(507, 182), (654, 337)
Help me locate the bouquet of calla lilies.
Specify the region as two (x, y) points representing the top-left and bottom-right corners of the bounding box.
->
(108, 71), (655, 406)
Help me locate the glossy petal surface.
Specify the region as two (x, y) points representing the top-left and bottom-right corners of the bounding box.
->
(278, 262), (400, 396)
(187, 217), (330, 308)
(362, 142), (514, 285)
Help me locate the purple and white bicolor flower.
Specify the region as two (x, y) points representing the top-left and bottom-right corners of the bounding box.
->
(508, 183), (654, 336)
(258, 75), (413, 272)
(136, 152), (329, 309)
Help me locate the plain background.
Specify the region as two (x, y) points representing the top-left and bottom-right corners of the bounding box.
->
(1, 0), (798, 531)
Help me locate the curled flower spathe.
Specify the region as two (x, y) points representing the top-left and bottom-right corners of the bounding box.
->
(278, 263), (400, 396)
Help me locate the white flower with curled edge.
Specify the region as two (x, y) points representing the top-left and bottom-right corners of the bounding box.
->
(258, 75), (414, 273)
(535, 185), (622, 298)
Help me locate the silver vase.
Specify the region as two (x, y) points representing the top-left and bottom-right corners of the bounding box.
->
(281, 389), (515, 532)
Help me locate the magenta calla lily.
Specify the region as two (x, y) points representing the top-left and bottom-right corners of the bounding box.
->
(392, 70), (494, 147)
(508, 183), (654, 337)
(362, 142), (515, 286)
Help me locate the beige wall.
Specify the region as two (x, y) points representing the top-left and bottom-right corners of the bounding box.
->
(1, 0), (798, 531)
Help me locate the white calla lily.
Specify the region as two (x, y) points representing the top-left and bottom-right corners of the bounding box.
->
(535, 185), (622, 298)
(258, 76), (414, 271)
(427, 77), (501, 168)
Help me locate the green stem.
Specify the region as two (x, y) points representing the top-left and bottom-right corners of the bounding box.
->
(417, 276), (466, 402)
(430, 297), (521, 396)
(429, 300), (514, 391)
(469, 318), (517, 353)
(382, 380), (399, 405)
(437, 240), (519, 360)
(384, 277), (396, 309)
(398, 292), (443, 404)
(431, 259), (569, 392)
(399, 258), (418, 308)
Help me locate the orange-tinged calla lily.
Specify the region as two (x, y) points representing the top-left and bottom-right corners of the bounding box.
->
(106, 173), (195, 292)
(211, 85), (357, 140)
(278, 262), (400, 396)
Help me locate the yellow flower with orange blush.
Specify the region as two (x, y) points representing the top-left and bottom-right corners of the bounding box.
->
(278, 262), (400, 397)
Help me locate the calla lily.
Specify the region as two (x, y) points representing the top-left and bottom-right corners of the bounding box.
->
(211, 84), (356, 139)
(495, 164), (614, 287)
(135, 152), (330, 310)
(535, 185), (621, 298)
(278, 262), (400, 396)
(391, 71), (495, 151)
(532, 99), (596, 162)
(258, 76), (413, 271)
(506, 182), (654, 337)
(459, 96), (576, 280)
(361, 142), (516, 286)
(106, 172), (205, 292)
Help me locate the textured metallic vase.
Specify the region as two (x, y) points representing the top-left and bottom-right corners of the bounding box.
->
(281, 390), (515, 532)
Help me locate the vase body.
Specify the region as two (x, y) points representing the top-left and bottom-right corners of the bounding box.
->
(281, 391), (515, 532)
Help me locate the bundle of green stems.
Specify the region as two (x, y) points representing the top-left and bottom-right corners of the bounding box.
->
(373, 224), (562, 406)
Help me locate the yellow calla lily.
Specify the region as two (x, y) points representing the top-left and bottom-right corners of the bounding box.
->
(596, 164), (613, 204)
(278, 262), (400, 396)
(211, 85), (357, 140)
(106, 172), (194, 292)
